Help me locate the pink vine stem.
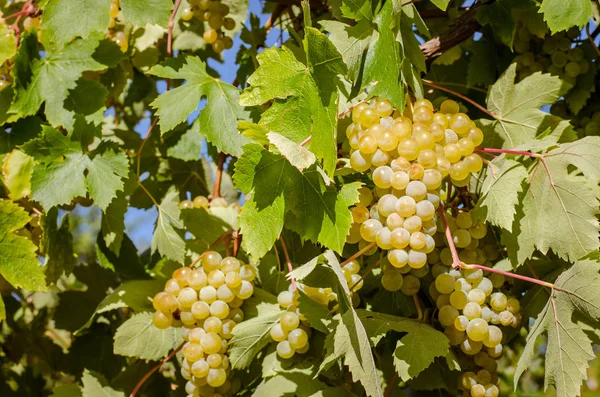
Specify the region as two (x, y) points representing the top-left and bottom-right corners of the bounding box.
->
(279, 234), (297, 290)
(438, 205), (559, 290)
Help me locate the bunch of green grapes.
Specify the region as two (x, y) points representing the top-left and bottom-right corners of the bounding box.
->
(270, 288), (310, 359)
(181, 0), (235, 53)
(513, 26), (588, 85)
(343, 98), (484, 294)
(179, 195), (241, 213)
(425, 211), (521, 397)
(151, 251), (257, 396)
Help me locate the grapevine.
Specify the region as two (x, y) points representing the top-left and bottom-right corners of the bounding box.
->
(0, 1), (599, 397)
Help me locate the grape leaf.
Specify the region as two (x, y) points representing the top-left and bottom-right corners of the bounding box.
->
(515, 260), (600, 397)
(0, 200), (46, 292)
(151, 186), (185, 264)
(239, 43), (339, 175)
(476, 0), (525, 48)
(473, 157), (528, 231)
(479, 64), (574, 149)
(467, 38), (498, 88)
(42, 208), (76, 283)
(295, 252), (382, 397)
(229, 309), (283, 369)
(22, 126), (129, 210)
(508, 137), (600, 264)
(10, 33), (117, 131)
(40, 0), (110, 50)
(148, 56), (250, 157)
(101, 191), (128, 255)
(253, 373), (353, 397)
(430, 0), (450, 11)
(340, 0), (375, 21)
(113, 312), (180, 361)
(120, 0), (173, 27)
(0, 22), (16, 65)
(319, 20), (374, 82)
(79, 279), (162, 332)
(357, 310), (449, 382)
(1, 149), (33, 200)
(0, 295), (5, 321)
(234, 143), (361, 260)
(96, 233), (147, 280)
(51, 384), (82, 397)
(81, 369), (124, 397)
(180, 207), (233, 243)
(267, 132), (316, 172)
(539, 0), (592, 33)
(166, 120), (203, 161)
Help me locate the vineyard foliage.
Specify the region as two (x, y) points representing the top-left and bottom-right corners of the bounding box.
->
(0, 0), (599, 396)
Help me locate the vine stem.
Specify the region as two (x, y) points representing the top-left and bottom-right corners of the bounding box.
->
(421, 79), (499, 119)
(338, 99), (365, 119)
(136, 116), (159, 178)
(413, 295), (424, 321)
(350, 259), (380, 291)
(10, 0), (33, 46)
(299, 136), (312, 147)
(213, 152), (226, 199)
(340, 242), (377, 267)
(232, 230), (241, 258)
(587, 23), (600, 57)
(166, 0), (184, 90)
(129, 341), (185, 397)
(384, 372), (399, 397)
(439, 204), (560, 291)
(476, 147), (540, 158)
(279, 234), (296, 290)
(188, 230), (234, 268)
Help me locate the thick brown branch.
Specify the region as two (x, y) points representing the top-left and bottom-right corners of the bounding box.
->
(420, 5), (481, 67)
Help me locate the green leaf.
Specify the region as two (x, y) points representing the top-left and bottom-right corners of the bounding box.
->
(0, 22), (16, 65)
(1, 149), (33, 200)
(357, 310), (449, 381)
(476, 0), (524, 48)
(51, 384), (82, 397)
(362, 2), (404, 109)
(79, 279), (162, 332)
(253, 373), (354, 397)
(240, 45), (338, 175)
(267, 132), (316, 171)
(539, 0), (592, 33)
(180, 207), (232, 243)
(10, 33), (114, 131)
(296, 252), (381, 397)
(96, 233), (147, 280)
(23, 126), (129, 210)
(166, 120), (203, 161)
(42, 208), (76, 283)
(151, 186), (186, 264)
(120, 0), (173, 27)
(480, 64), (574, 149)
(101, 191), (128, 255)
(467, 39), (498, 88)
(340, 0), (375, 21)
(0, 295), (5, 321)
(113, 312), (180, 361)
(148, 56), (250, 157)
(0, 200), (46, 291)
(81, 369), (124, 397)
(229, 307), (283, 369)
(473, 157), (528, 231)
(40, 0), (110, 50)
(234, 143), (361, 260)
(430, 0), (450, 11)
(515, 260), (600, 397)
(509, 137), (600, 264)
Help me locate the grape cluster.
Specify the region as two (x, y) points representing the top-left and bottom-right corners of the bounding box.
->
(270, 288), (310, 358)
(343, 98), (484, 293)
(151, 251), (257, 396)
(513, 26), (588, 85)
(181, 0), (235, 53)
(107, 0), (128, 53)
(552, 99), (600, 137)
(269, 259), (364, 358)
